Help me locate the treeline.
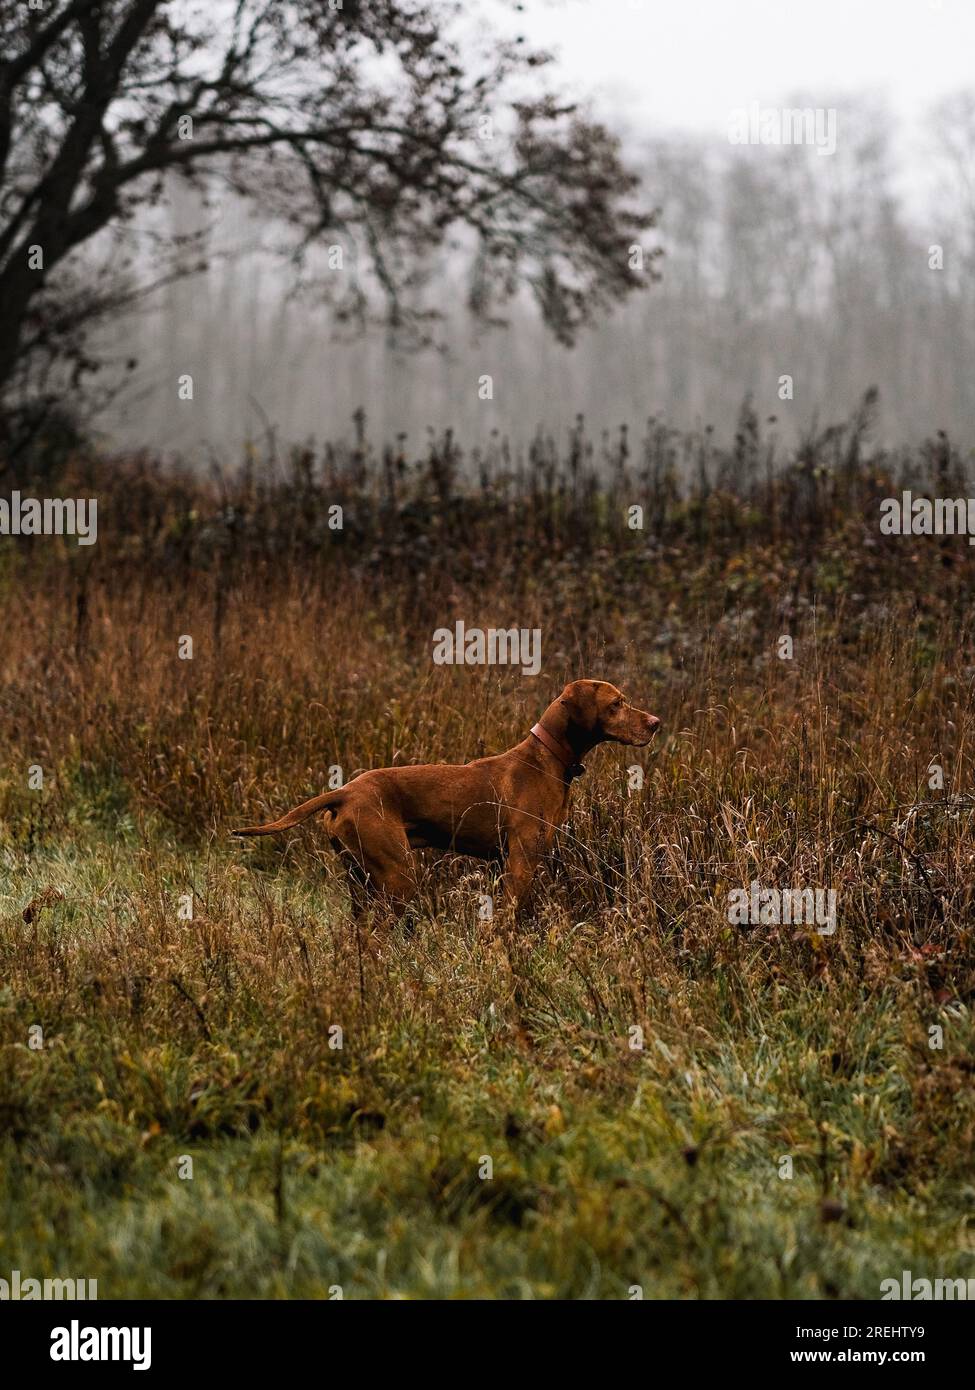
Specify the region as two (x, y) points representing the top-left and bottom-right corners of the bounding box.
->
(99, 93), (975, 456)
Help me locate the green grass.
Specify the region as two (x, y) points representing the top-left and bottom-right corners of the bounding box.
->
(2, 414), (974, 1297)
(2, 830), (972, 1300)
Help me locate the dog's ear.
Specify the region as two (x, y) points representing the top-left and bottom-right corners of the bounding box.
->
(560, 682), (594, 729)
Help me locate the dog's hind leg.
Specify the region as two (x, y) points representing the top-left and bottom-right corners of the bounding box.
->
(331, 811), (418, 921)
(335, 850), (370, 922)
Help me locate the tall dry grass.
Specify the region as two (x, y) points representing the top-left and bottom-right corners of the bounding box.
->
(0, 400), (973, 1296)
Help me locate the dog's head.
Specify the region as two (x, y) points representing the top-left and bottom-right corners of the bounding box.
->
(558, 679), (660, 746)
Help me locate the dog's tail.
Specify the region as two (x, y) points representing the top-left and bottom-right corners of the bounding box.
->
(232, 788), (344, 838)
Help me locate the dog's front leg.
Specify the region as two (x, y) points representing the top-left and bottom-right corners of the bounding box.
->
(498, 832), (542, 920)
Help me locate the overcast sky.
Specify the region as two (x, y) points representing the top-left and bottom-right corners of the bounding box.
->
(516, 0), (973, 126)
(507, 0), (973, 189)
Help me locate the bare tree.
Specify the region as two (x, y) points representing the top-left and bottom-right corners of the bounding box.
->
(0, 0), (658, 421)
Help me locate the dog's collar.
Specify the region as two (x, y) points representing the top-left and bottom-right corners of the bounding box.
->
(530, 722), (585, 779)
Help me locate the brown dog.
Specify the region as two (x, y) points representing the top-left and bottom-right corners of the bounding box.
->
(233, 679), (660, 918)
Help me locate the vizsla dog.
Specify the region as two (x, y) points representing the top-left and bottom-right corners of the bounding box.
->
(233, 679), (660, 919)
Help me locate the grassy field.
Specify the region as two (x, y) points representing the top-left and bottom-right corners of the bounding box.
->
(1, 403), (974, 1298)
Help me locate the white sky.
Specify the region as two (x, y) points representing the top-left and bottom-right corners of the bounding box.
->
(509, 0), (974, 173)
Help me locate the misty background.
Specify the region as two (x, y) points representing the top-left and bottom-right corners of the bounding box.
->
(94, 1), (975, 458)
